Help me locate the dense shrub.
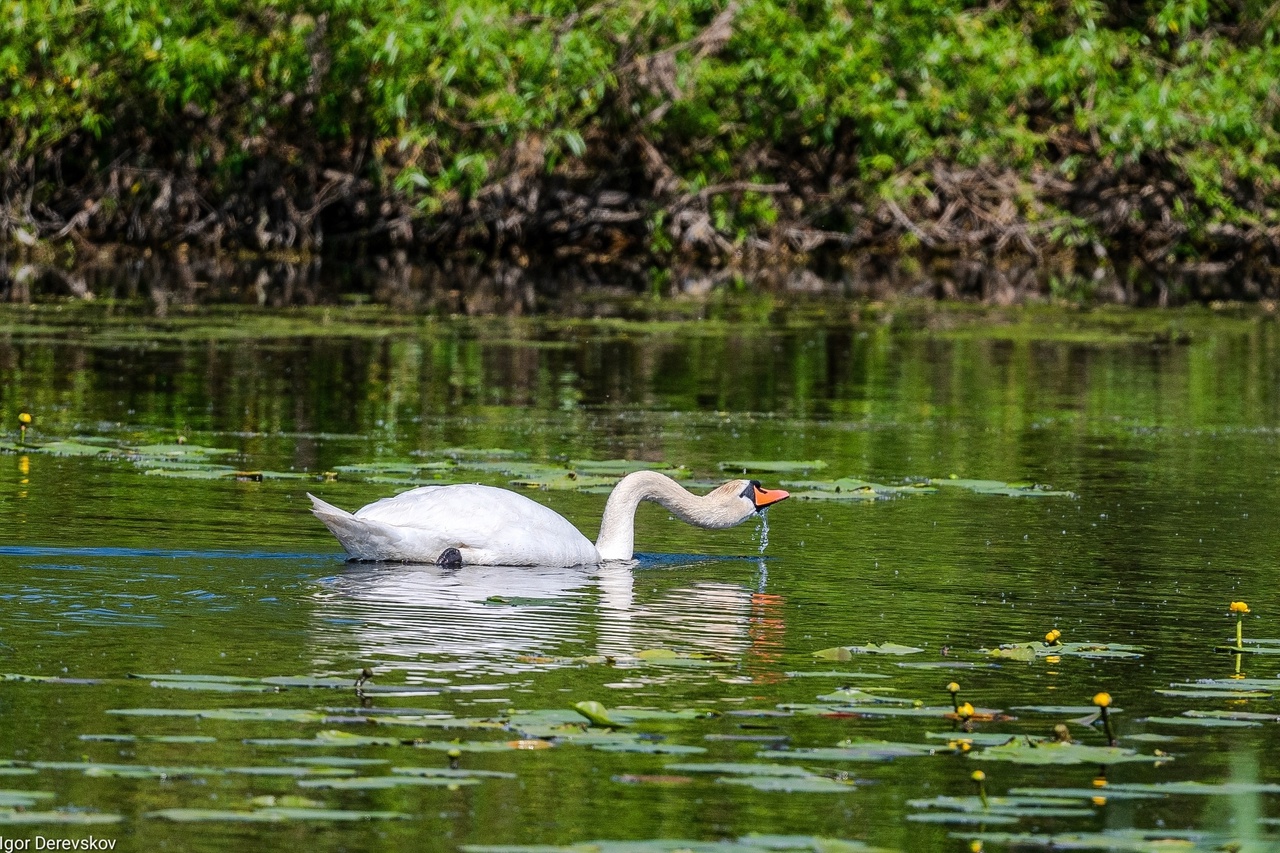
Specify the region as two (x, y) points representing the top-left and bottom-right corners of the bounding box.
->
(2, 0), (1279, 295)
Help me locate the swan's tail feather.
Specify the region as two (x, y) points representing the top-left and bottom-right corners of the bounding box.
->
(308, 493), (390, 561)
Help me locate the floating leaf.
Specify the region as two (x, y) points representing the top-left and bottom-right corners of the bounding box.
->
(1184, 709), (1280, 722)
(963, 829), (1237, 852)
(1007, 786), (1164, 801)
(719, 460), (828, 473)
(784, 671), (891, 679)
(664, 763), (815, 777)
(392, 766), (516, 780)
(1108, 781), (1280, 795)
(971, 738), (1167, 766)
(0, 810), (122, 825)
(146, 807), (410, 822)
(718, 775), (855, 793)
(1141, 715), (1262, 728)
(0, 790), (55, 807)
(985, 641), (1144, 660)
(79, 734), (217, 744)
(590, 742), (707, 755)
(297, 775), (481, 790)
(108, 708), (323, 723)
(569, 460), (676, 475)
(931, 478), (1074, 497)
(815, 643), (924, 658)
(759, 741), (939, 762)
(573, 701), (625, 728)
(245, 730), (409, 748)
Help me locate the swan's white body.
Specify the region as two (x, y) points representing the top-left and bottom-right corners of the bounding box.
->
(309, 471), (788, 566)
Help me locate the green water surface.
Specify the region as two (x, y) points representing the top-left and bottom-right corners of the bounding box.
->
(0, 300), (1279, 852)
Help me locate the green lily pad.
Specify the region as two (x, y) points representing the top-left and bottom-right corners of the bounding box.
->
(906, 812), (1020, 825)
(814, 643), (924, 659)
(0, 810), (122, 825)
(107, 708), (324, 723)
(392, 766), (517, 780)
(146, 807), (410, 822)
(816, 689), (913, 705)
(297, 775), (481, 789)
(284, 757), (389, 767)
(924, 732), (1016, 746)
(962, 829), (1236, 852)
(1142, 715), (1262, 728)
(1183, 709), (1280, 722)
(719, 460), (828, 473)
(573, 701), (625, 727)
(142, 467), (238, 479)
(460, 835), (895, 852)
(1007, 786), (1165, 801)
(79, 734), (217, 744)
(664, 763), (815, 777)
(33, 441), (115, 457)
(412, 741), (547, 754)
(260, 675), (367, 689)
(759, 741), (939, 762)
(784, 671), (891, 679)
(1155, 688), (1271, 699)
(1108, 781), (1280, 795)
(142, 678), (277, 692)
(590, 742), (707, 755)
(244, 730), (409, 748)
(931, 477), (1074, 497)
(971, 738), (1167, 766)
(569, 460), (676, 475)
(633, 649), (734, 668)
(0, 790), (55, 807)
(986, 641), (1144, 660)
(129, 443), (234, 457)
(718, 775), (856, 793)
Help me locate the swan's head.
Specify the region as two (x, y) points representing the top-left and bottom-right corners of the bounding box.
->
(709, 479), (789, 528)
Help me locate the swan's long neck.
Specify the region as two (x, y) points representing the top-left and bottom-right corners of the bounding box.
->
(594, 471), (744, 561)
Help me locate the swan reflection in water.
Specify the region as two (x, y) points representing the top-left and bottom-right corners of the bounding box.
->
(311, 557), (785, 678)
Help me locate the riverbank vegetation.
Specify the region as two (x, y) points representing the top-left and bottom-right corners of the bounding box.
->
(3, 0), (1280, 304)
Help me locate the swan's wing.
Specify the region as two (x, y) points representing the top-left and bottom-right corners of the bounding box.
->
(320, 485), (597, 565)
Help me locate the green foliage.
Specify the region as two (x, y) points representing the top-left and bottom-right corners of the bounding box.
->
(2, 0), (1279, 258)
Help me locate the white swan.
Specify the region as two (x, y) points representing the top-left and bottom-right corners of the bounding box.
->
(308, 470), (789, 566)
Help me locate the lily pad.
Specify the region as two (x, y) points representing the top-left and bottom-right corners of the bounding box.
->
(814, 643), (924, 659)
(108, 707), (324, 723)
(719, 460), (828, 473)
(971, 738), (1168, 766)
(0, 790), (55, 807)
(718, 775), (856, 793)
(664, 763), (815, 777)
(573, 701), (626, 727)
(146, 807), (409, 822)
(759, 741), (939, 762)
(1007, 786), (1165, 801)
(1142, 715), (1262, 728)
(392, 766), (517, 780)
(986, 641), (1144, 660)
(589, 741), (707, 755)
(79, 734), (217, 744)
(931, 477), (1074, 497)
(962, 829), (1238, 852)
(0, 810), (122, 825)
(296, 775), (481, 789)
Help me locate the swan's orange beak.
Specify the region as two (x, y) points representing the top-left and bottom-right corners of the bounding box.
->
(752, 484), (789, 509)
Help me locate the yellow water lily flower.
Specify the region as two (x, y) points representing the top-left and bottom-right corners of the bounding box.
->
(1230, 601), (1250, 614)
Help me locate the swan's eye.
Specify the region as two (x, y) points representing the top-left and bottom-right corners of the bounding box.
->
(740, 481), (761, 499)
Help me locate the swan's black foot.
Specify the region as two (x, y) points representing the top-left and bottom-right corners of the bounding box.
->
(436, 547), (463, 570)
